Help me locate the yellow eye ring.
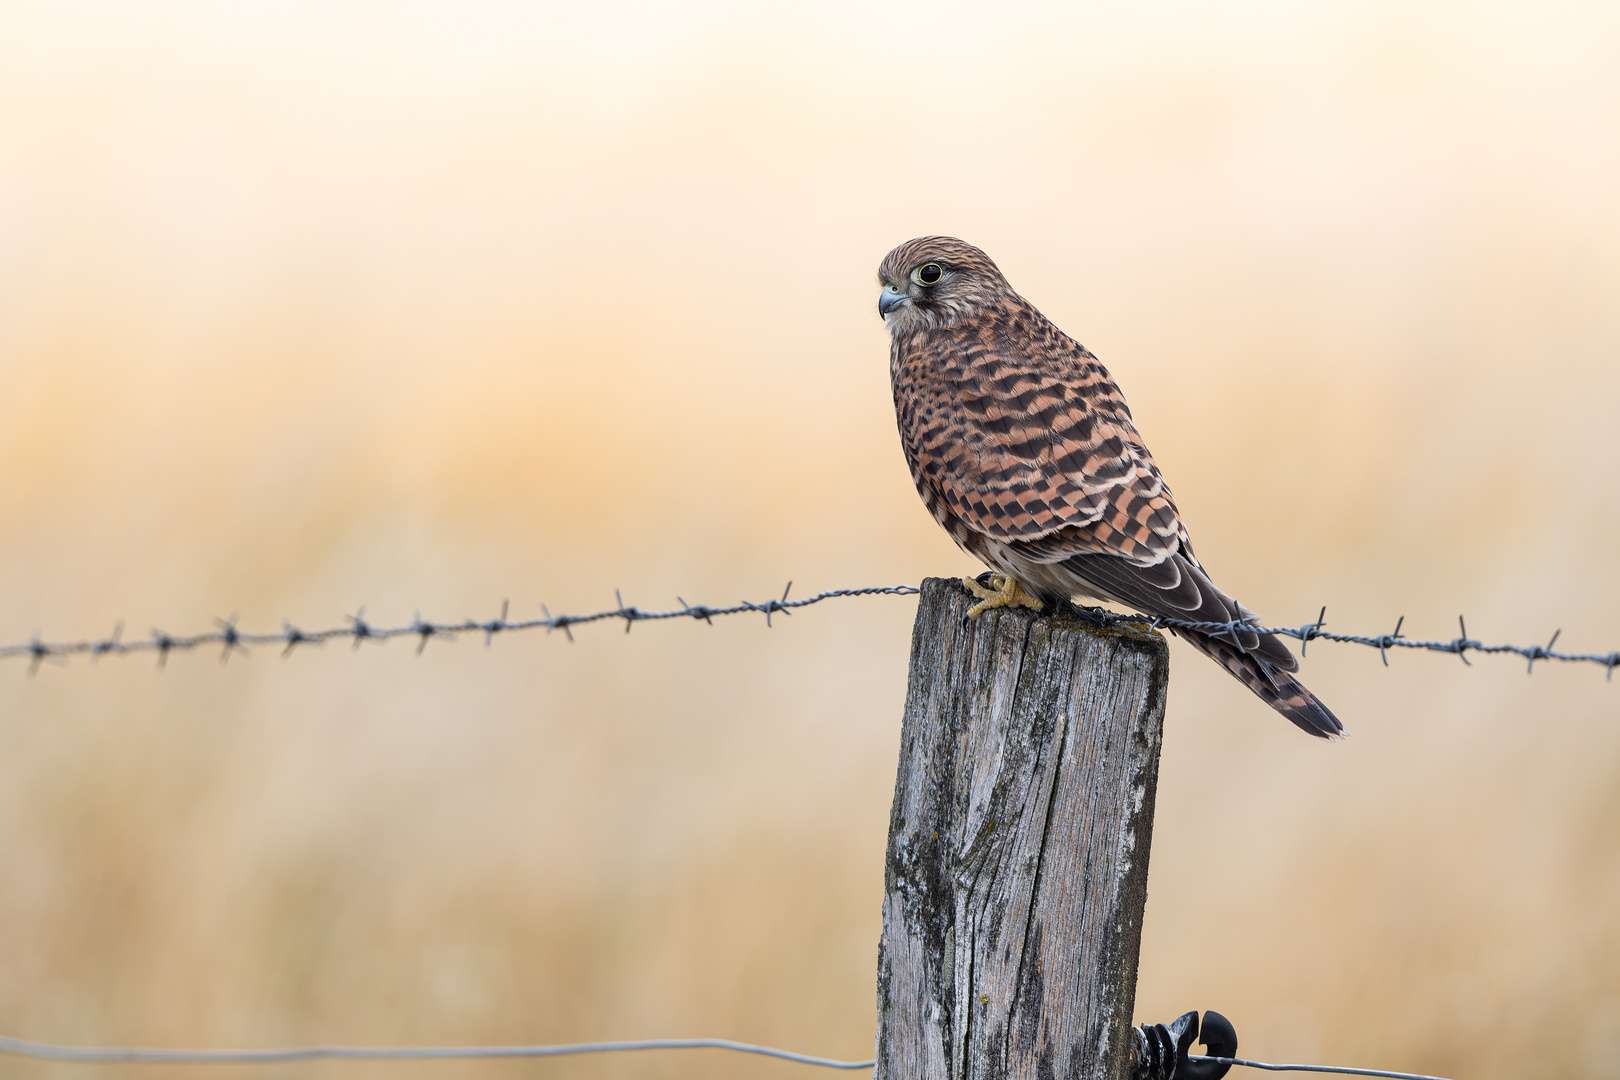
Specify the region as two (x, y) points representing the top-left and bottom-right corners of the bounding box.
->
(911, 263), (944, 286)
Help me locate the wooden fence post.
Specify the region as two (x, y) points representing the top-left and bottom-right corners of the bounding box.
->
(875, 576), (1170, 1080)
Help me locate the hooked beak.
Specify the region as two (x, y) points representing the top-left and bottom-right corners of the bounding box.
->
(878, 285), (910, 317)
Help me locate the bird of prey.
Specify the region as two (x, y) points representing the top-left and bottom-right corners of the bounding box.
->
(879, 236), (1342, 739)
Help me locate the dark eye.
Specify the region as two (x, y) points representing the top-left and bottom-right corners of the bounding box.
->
(911, 263), (943, 286)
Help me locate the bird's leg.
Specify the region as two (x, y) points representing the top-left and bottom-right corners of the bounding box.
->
(962, 573), (1045, 619)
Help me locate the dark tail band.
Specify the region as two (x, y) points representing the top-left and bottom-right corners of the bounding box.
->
(1179, 628), (1345, 739)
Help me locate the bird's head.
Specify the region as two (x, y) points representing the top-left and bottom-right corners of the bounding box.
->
(877, 236), (1013, 335)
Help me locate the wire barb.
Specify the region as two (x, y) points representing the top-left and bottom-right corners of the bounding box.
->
(1298, 607), (1327, 658)
(347, 608), (374, 650)
(90, 621), (123, 662)
(1374, 616), (1405, 667)
(1449, 615), (1473, 666)
(152, 629), (173, 669)
(215, 615), (248, 664)
(26, 636), (50, 677)
(677, 596), (715, 624)
(1525, 629), (1561, 675)
(280, 621), (312, 659)
(613, 589), (642, 634)
(412, 612), (444, 656)
(481, 600), (509, 646)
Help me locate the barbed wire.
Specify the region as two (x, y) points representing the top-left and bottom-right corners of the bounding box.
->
(0, 1032), (1456, 1078)
(0, 583), (919, 673)
(1, 578), (1614, 679)
(1093, 605), (1619, 679)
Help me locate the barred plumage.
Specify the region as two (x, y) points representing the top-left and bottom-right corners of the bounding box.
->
(879, 236), (1343, 738)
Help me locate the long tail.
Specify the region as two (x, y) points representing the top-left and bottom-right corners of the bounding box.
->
(1053, 550), (1346, 738)
(1177, 627), (1344, 739)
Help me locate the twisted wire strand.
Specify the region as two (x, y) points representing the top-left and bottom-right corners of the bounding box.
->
(0, 580), (1614, 679)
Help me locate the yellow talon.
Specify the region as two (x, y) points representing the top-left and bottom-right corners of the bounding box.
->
(962, 574), (1045, 619)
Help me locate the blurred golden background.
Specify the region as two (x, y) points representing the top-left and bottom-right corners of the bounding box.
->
(2, 2), (1618, 1077)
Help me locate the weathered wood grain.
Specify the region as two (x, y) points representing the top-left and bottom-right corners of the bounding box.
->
(876, 577), (1170, 1080)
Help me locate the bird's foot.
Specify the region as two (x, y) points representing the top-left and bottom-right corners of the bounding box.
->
(962, 573), (1045, 620)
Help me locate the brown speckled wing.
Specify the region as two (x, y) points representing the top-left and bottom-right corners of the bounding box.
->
(892, 295), (1184, 565)
(888, 259), (1344, 739)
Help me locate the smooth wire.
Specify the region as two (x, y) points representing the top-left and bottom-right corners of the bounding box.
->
(0, 1036), (1460, 1078)
(1193, 1054), (1451, 1080)
(0, 1033), (875, 1069)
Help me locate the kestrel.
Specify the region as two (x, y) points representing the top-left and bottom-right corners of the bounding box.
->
(879, 236), (1343, 739)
